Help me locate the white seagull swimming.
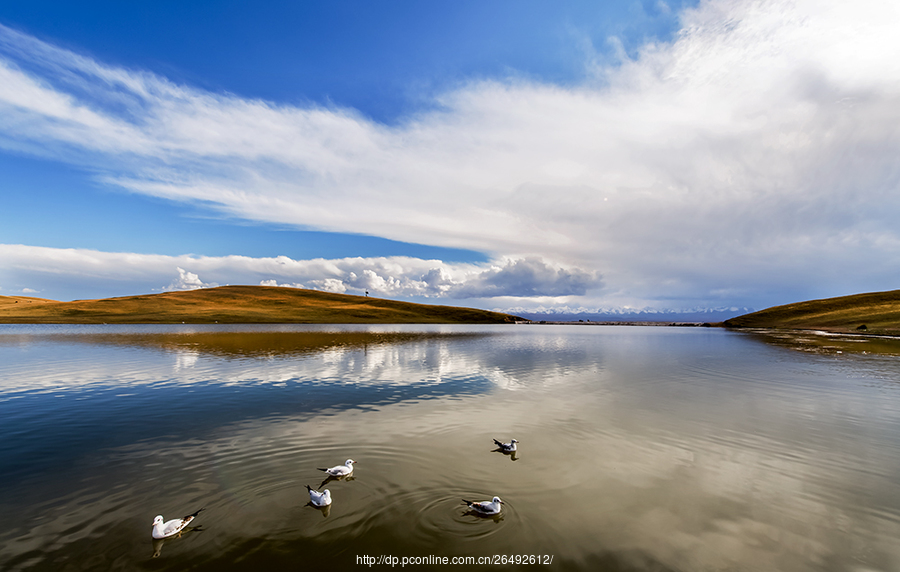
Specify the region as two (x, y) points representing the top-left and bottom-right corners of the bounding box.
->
(493, 438), (518, 452)
(151, 508), (203, 539)
(462, 496), (503, 515)
(318, 459), (356, 477)
(306, 485), (332, 507)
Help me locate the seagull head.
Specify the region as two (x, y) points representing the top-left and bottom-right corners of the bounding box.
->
(510, 439), (518, 444)
(152, 515), (164, 526)
(345, 459), (356, 466)
(492, 496), (503, 504)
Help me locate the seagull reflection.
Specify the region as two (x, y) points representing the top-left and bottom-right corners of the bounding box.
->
(151, 525), (204, 558)
(492, 448), (518, 461)
(305, 501), (332, 518)
(462, 509), (505, 522)
(318, 474), (355, 489)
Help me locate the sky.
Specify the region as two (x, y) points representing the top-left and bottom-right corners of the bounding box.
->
(1, 0), (899, 316)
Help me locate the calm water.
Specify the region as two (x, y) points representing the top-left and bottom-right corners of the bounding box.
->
(2, 324), (900, 571)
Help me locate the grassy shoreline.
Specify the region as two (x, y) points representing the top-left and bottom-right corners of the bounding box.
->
(7, 285), (899, 332)
(724, 289), (900, 336)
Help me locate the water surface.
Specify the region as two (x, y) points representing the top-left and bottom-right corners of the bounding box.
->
(2, 324), (900, 571)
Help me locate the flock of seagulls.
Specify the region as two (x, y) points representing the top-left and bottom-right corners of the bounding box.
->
(152, 438), (517, 544)
(306, 459), (356, 508)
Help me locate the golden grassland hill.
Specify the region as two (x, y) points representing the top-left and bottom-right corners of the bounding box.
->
(0, 285), (524, 324)
(724, 289), (900, 335)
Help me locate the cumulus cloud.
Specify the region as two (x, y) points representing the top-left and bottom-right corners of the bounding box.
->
(0, 244), (597, 302)
(2, 0), (900, 309)
(163, 267), (217, 291)
(448, 257), (599, 298)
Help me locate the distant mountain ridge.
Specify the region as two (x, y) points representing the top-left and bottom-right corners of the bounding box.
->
(508, 307), (752, 323)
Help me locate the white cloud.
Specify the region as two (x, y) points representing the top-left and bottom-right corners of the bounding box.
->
(259, 279), (305, 289)
(0, 244), (597, 303)
(163, 267), (217, 291)
(0, 285), (40, 295)
(447, 257), (599, 298)
(2, 0), (900, 309)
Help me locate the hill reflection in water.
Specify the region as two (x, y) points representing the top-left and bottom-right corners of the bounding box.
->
(741, 329), (900, 356)
(5, 326), (490, 359)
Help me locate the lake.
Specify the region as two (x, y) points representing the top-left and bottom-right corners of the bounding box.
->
(2, 324), (900, 571)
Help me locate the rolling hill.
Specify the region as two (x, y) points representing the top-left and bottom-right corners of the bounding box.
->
(0, 285), (524, 324)
(724, 289), (900, 335)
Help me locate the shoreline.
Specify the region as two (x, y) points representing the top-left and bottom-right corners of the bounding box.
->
(523, 320), (716, 327)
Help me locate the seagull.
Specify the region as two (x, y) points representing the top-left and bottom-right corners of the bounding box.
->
(493, 438), (518, 452)
(318, 459), (356, 477)
(306, 485), (332, 507)
(151, 508), (203, 539)
(461, 496), (503, 515)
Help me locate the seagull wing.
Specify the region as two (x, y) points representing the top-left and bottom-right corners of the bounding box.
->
(180, 508), (203, 522)
(161, 508), (202, 536)
(160, 518), (186, 536)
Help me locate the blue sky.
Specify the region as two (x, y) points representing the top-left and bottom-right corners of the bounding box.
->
(1, 0), (899, 314)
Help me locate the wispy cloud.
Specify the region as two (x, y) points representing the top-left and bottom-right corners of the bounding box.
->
(2, 0), (900, 309)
